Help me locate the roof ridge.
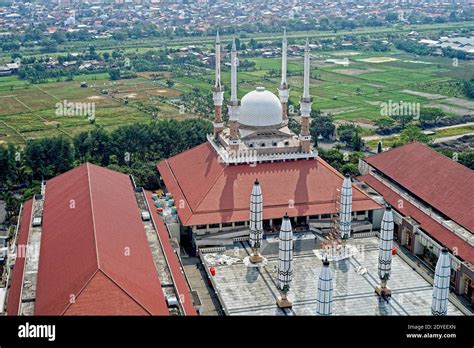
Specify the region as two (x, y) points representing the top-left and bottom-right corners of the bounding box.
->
(98, 269), (154, 315)
(317, 156), (378, 203)
(417, 141), (474, 173)
(372, 141), (473, 173)
(193, 159), (227, 215)
(86, 162), (101, 269)
(59, 268), (100, 315)
(161, 159), (194, 225)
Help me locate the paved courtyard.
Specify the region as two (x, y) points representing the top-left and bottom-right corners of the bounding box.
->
(201, 235), (463, 316)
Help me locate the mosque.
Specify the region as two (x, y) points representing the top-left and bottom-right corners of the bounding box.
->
(157, 31), (381, 244)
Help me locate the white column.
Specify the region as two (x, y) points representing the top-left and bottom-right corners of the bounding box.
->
(378, 206), (394, 285)
(316, 258), (333, 316)
(339, 175), (352, 239)
(277, 214), (293, 292)
(249, 179), (263, 260)
(431, 248), (451, 316)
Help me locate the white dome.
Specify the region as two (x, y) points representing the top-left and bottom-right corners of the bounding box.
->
(239, 87), (282, 127)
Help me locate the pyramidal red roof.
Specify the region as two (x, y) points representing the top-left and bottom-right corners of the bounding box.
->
(365, 142), (474, 233)
(158, 142), (381, 226)
(35, 163), (168, 315)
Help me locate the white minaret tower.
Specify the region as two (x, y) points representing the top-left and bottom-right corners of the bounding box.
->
(299, 38), (312, 153)
(249, 179), (264, 263)
(213, 30), (224, 138)
(276, 213), (293, 309)
(431, 248), (451, 316)
(278, 29), (289, 122)
(376, 206), (394, 298)
(316, 258), (333, 316)
(339, 175), (352, 240)
(228, 37), (240, 153)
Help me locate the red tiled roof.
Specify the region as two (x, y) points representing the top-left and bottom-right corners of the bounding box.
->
(6, 200), (33, 315)
(158, 142), (381, 226)
(358, 174), (474, 264)
(145, 191), (197, 316)
(365, 142), (474, 233)
(35, 163), (169, 315)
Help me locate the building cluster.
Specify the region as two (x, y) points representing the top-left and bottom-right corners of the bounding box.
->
(417, 35), (474, 58)
(0, 0), (471, 38)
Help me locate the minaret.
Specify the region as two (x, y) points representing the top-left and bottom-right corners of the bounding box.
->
(316, 258), (333, 316)
(376, 206), (394, 298)
(431, 248), (451, 316)
(299, 38), (312, 153)
(212, 30), (224, 138)
(228, 37), (240, 154)
(339, 175), (352, 240)
(278, 29), (289, 122)
(249, 179), (264, 263)
(276, 213), (293, 309)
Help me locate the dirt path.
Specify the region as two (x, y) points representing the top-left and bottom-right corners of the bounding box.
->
(362, 122), (474, 141)
(432, 132), (474, 144)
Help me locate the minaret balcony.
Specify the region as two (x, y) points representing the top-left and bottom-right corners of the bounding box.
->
(300, 102), (312, 116)
(213, 91), (224, 105)
(278, 88), (289, 101)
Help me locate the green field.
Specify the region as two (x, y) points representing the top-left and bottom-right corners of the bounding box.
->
(0, 73), (199, 145)
(1, 26), (474, 145)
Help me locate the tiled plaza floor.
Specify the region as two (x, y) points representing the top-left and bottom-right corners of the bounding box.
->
(202, 235), (463, 316)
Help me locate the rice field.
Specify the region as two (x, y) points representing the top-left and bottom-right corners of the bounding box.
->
(0, 73), (196, 145)
(1, 46), (473, 145)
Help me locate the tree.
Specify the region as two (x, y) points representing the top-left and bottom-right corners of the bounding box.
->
(337, 123), (363, 150)
(463, 79), (474, 99)
(25, 137), (74, 179)
(391, 113), (413, 129)
(458, 152), (474, 170)
(310, 113), (335, 140)
(108, 68), (121, 81)
(338, 124), (355, 144)
(398, 125), (430, 144)
(419, 108), (443, 126)
(51, 31), (66, 44)
(341, 163), (360, 177)
(385, 13), (399, 22)
(375, 118), (395, 130)
(377, 141), (383, 154)
(351, 130), (364, 151)
(0, 191), (21, 222)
